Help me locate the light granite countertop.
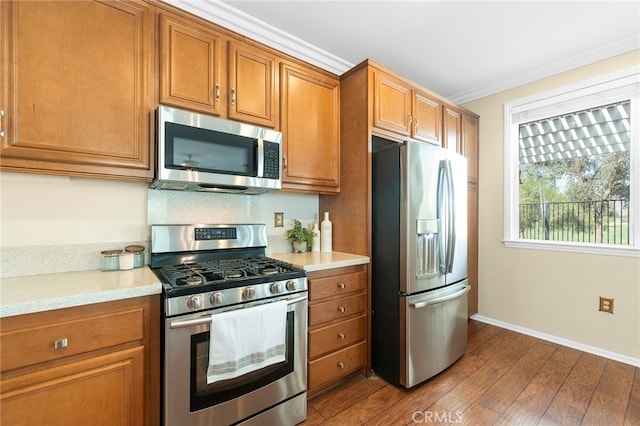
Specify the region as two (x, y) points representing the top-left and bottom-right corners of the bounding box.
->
(0, 252), (368, 318)
(270, 251), (369, 272)
(0, 267), (162, 318)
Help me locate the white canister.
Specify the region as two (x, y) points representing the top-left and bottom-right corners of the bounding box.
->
(321, 212), (332, 252)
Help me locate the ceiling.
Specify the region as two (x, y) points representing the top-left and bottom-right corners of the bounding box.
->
(166, 0), (640, 104)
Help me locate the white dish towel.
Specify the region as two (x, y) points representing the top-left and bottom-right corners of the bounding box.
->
(207, 300), (288, 384)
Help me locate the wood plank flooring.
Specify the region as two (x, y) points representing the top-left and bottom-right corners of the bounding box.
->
(302, 320), (640, 425)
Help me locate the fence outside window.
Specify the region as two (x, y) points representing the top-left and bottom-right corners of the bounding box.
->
(519, 200), (629, 245)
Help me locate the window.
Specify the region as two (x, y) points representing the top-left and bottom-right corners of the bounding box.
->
(504, 68), (640, 256)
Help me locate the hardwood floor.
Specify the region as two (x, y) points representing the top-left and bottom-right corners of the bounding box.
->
(302, 320), (640, 425)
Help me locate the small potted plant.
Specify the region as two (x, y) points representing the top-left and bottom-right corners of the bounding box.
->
(286, 219), (316, 253)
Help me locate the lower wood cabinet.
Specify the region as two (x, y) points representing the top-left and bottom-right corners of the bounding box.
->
(307, 264), (367, 394)
(0, 295), (160, 425)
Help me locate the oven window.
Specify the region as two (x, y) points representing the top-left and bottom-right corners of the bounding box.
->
(165, 122), (257, 176)
(190, 311), (294, 411)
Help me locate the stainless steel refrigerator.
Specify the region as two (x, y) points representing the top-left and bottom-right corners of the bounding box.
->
(372, 137), (469, 388)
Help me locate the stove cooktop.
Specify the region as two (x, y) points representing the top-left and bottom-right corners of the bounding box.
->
(154, 256), (305, 298)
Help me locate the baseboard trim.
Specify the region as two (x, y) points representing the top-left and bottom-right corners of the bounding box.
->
(470, 314), (640, 368)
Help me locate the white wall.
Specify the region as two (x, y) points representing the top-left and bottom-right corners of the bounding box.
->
(0, 172), (318, 277)
(463, 50), (640, 362)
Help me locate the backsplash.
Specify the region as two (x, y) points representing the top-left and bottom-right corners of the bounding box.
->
(0, 173), (319, 278)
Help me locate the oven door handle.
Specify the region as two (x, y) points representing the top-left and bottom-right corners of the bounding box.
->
(169, 294), (308, 329)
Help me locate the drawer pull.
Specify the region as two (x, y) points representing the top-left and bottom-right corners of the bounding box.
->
(338, 283), (345, 289)
(338, 306), (345, 313)
(54, 338), (68, 349)
(338, 362), (345, 369)
(338, 333), (345, 340)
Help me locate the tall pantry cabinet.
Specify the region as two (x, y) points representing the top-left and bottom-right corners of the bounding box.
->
(319, 61), (480, 365)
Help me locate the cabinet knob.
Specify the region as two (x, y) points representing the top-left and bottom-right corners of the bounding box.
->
(231, 88), (236, 106)
(283, 155), (288, 171)
(338, 361), (345, 369)
(407, 114), (412, 126)
(54, 338), (68, 349)
(338, 283), (345, 289)
(415, 116), (419, 132)
(0, 110), (4, 138)
(215, 84), (220, 102)
(338, 333), (345, 340)
(338, 306), (345, 313)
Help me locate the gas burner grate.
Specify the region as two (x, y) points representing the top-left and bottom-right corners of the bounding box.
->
(158, 257), (300, 287)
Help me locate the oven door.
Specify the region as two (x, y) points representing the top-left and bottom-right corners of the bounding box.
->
(163, 293), (307, 426)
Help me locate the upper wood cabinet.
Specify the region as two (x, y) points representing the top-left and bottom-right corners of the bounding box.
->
(227, 40), (278, 128)
(462, 113), (479, 183)
(159, 12), (225, 117)
(443, 104), (463, 153)
(280, 61), (340, 193)
(0, 0), (155, 181)
(373, 70), (442, 145)
(159, 12), (279, 128)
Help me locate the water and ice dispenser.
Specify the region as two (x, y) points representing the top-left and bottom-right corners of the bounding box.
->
(416, 219), (441, 277)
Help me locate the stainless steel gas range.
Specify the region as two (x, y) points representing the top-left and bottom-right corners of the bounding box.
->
(150, 224), (308, 426)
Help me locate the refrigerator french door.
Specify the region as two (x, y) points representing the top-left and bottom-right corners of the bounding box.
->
(372, 137), (469, 388)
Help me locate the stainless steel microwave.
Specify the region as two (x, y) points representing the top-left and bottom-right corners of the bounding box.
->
(151, 106), (282, 194)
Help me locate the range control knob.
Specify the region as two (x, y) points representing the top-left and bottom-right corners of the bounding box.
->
(242, 287), (256, 300)
(285, 280), (298, 291)
(270, 283), (283, 294)
(210, 292), (224, 305)
(187, 296), (202, 310)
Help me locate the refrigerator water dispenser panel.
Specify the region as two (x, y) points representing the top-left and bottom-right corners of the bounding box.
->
(416, 219), (440, 277)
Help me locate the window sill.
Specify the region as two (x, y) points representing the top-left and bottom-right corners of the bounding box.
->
(503, 239), (640, 257)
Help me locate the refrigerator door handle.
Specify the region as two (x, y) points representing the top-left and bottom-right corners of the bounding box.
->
(437, 162), (447, 273)
(445, 159), (456, 273)
(409, 284), (470, 309)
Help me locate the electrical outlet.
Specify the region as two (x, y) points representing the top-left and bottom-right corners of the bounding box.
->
(274, 212), (284, 227)
(599, 297), (614, 314)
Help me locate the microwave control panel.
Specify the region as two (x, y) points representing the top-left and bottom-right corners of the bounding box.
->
(263, 141), (280, 179)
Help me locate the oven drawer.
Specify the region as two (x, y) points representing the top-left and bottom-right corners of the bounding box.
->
(308, 270), (366, 301)
(308, 293), (366, 327)
(308, 315), (366, 358)
(1, 307), (144, 372)
(308, 341), (366, 391)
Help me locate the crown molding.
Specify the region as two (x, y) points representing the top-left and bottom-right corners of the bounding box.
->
(161, 0), (353, 76)
(452, 35), (640, 105)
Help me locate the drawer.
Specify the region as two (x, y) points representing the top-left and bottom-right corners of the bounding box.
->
(309, 315), (365, 359)
(308, 341), (366, 392)
(1, 307), (144, 371)
(309, 293), (366, 327)
(309, 270), (366, 301)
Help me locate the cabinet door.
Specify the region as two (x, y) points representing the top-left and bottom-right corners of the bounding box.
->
(443, 105), (463, 153)
(159, 12), (225, 115)
(373, 71), (412, 136)
(467, 183), (478, 315)
(280, 62), (339, 193)
(413, 90), (442, 145)
(228, 40), (278, 128)
(0, 346), (144, 425)
(462, 113), (479, 183)
(0, 0), (154, 181)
